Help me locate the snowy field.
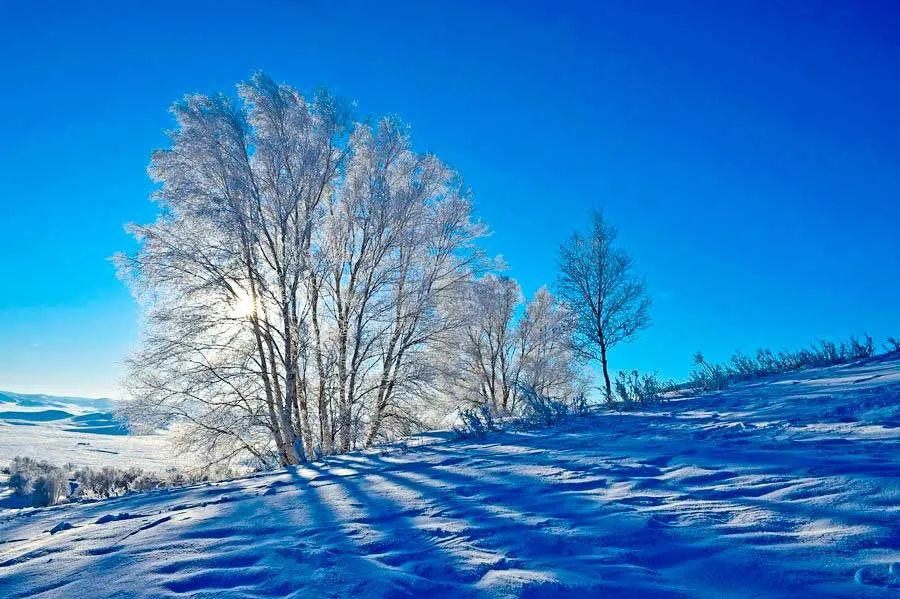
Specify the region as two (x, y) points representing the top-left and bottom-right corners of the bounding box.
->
(1, 356), (898, 597)
(0, 391), (176, 472)
(0, 391), (180, 511)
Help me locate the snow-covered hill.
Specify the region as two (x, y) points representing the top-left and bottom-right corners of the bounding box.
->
(1, 357), (898, 597)
(0, 391), (175, 474)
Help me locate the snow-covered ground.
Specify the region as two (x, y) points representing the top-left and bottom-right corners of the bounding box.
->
(0, 390), (176, 472)
(0, 391), (180, 511)
(1, 356), (898, 597)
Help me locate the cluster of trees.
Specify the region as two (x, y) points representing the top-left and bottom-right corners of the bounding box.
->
(118, 74), (652, 469)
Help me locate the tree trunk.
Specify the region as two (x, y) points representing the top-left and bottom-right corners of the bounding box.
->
(600, 343), (612, 400)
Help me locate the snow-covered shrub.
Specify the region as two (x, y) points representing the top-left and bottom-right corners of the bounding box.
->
(73, 466), (122, 498)
(885, 337), (900, 353)
(30, 472), (69, 507)
(613, 371), (674, 407)
(454, 386), (588, 440)
(849, 335), (874, 360)
(690, 334), (885, 394)
(4, 457), (216, 506)
(518, 387), (570, 428)
(7, 457), (70, 507)
(729, 352), (758, 377)
(570, 393), (589, 416)
(72, 465), (209, 499)
(690, 352), (732, 392)
(454, 405), (498, 439)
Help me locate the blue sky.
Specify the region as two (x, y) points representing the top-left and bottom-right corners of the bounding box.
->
(1, 1), (898, 398)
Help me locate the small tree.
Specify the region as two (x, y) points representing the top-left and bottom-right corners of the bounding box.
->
(556, 212), (650, 399)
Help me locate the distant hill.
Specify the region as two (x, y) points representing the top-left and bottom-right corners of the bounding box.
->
(0, 390), (114, 413)
(0, 391), (125, 435)
(0, 390), (180, 475)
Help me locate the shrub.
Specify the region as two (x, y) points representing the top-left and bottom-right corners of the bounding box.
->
(690, 352), (732, 392)
(454, 386), (587, 438)
(7, 457), (70, 507)
(613, 370), (675, 406)
(5, 457), (214, 507)
(453, 405), (498, 439)
(849, 334), (874, 360)
(689, 334), (884, 394)
(30, 472), (69, 507)
(518, 386), (570, 428)
(885, 337), (900, 353)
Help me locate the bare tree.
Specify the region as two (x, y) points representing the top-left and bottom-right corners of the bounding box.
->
(556, 212), (650, 399)
(459, 275), (523, 414)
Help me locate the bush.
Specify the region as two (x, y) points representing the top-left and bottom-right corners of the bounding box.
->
(5, 457), (213, 507)
(690, 352), (732, 392)
(7, 457), (70, 507)
(885, 337), (900, 353)
(453, 405), (498, 439)
(454, 386), (587, 438)
(689, 334), (883, 393)
(31, 472), (69, 507)
(613, 370), (675, 406)
(518, 386), (570, 428)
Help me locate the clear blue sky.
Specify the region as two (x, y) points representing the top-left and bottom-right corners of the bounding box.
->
(1, 1), (898, 398)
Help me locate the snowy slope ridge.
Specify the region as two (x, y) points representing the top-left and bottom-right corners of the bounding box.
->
(1, 357), (899, 598)
(0, 390), (125, 436)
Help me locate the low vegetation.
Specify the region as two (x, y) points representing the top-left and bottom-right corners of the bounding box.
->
(453, 385), (587, 438)
(612, 370), (677, 407)
(688, 334), (884, 392)
(3, 456), (221, 507)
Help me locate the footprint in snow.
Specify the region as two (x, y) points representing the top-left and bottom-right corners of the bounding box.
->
(456, 486), (479, 497)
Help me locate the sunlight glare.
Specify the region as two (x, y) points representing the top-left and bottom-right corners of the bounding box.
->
(230, 290), (256, 319)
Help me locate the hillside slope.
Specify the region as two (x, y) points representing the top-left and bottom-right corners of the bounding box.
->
(1, 357), (898, 598)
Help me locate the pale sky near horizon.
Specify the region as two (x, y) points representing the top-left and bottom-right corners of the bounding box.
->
(2, 1), (899, 398)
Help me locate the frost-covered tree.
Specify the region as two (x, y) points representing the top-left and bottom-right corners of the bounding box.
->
(458, 275), (523, 414)
(117, 73), (485, 468)
(517, 287), (586, 400)
(556, 212), (650, 399)
(449, 278), (585, 415)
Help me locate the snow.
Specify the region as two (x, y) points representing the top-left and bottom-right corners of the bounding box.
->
(1, 356), (899, 597)
(0, 391), (176, 472)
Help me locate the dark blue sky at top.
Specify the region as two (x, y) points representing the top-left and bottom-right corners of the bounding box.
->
(1, 1), (898, 397)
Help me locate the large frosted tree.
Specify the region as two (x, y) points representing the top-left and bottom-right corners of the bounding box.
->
(117, 73), (485, 468)
(556, 212), (651, 399)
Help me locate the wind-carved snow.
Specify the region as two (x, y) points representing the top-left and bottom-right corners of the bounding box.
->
(1, 356), (898, 597)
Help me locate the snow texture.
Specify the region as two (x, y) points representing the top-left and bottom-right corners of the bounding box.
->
(1, 356), (898, 597)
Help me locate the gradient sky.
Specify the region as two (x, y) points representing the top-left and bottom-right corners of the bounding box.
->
(1, 1), (899, 398)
